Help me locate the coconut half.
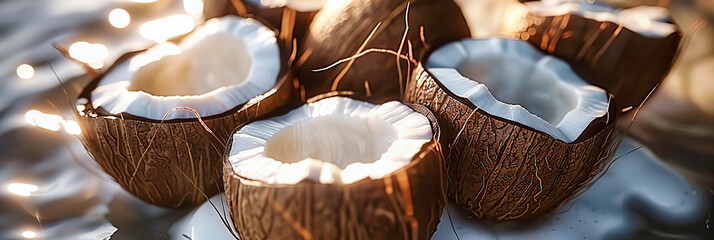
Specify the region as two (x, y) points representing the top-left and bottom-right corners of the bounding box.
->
(404, 38), (619, 221)
(296, 0), (470, 102)
(224, 95), (446, 239)
(427, 38), (608, 143)
(515, 0), (681, 110)
(76, 16), (297, 207)
(92, 16), (279, 120)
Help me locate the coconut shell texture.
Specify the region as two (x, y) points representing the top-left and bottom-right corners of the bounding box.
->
(224, 100), (446, 239)
(204, 0), (238, 19)
(404, 63), (620, 221)
(205, 0), (317, 45)
(295, 0), (470, 103)
(514, 6), (681, 110)
(76, 51), (299, 208)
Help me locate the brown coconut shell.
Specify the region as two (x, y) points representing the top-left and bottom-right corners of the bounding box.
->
(204, 0), (239, 19)
(76, 47), (299, 207)
(403, 63), (620, 221)
(223, 93), (446, 239)
(205, 0), (318, 46)
(295, 0), (470, 103)
(513, 2), (682, 110)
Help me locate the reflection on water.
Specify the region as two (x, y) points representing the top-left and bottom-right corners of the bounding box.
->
(24, 110), (81, 135)
(21, 230), (37, 239)
(68, 41), (109, 70)
(183, 0), (204, 16)
(16, 64), (35, 80)
(7, 183), (39, 197)
(108, 8), (131, 29)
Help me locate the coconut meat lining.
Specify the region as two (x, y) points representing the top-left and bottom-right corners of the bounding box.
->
(246, 0), (327, 12)
(90, 16), (280, 120)
(526, 0), (676, 38)
(427, 38), (608, 143)
(228, 97), (432, 185)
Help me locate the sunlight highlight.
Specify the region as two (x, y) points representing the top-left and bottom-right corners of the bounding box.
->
(7, 183), (39, 197)
(68, 42), (109, 66)
(16, 64), (35, 79)
(88, 61), (105, 69)
(128, 42), (182, 70)
(63, 120), (82, 135)
(108, 8), (131, 28)
(21, 230), (37, 239)
(25, 110), (82, 135)
(25, 110), (62, 132)
(183, 0), (204, 16)
(140, 15), (195, 43)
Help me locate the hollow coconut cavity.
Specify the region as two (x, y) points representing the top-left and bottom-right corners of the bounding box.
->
(224, 96), (446, 239)
(404, 37), (619, 221)
(228, 96), (432, 184)
(91, 15), (279, 120)
(516, 0), (681, 109)
(76, 16), (297, 208)
(526, 0), (676, 37)
(427, 38), (608, 143)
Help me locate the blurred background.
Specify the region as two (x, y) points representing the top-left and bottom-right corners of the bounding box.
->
(0, 0), (712, 239)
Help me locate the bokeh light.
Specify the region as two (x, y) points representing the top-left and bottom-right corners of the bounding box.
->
(7, 183), (39, 197)
(88, 61), (105, 69)
(25, 110), (82, 134)
(108, 8), (130, 28)
(16, 64), (35, 79)
(68, 42), (109, 64)
(21, 230), (37, 239)
(25, 110), (62, 132)
(183, 0), (204, 16)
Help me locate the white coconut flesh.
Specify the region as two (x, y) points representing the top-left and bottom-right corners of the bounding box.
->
(228, 97), (432, 185)
(246, 0), (326, 12)
(427, 38), (609, 143)
(526, 0), (676, 38)
(90, 16), (280, 120)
